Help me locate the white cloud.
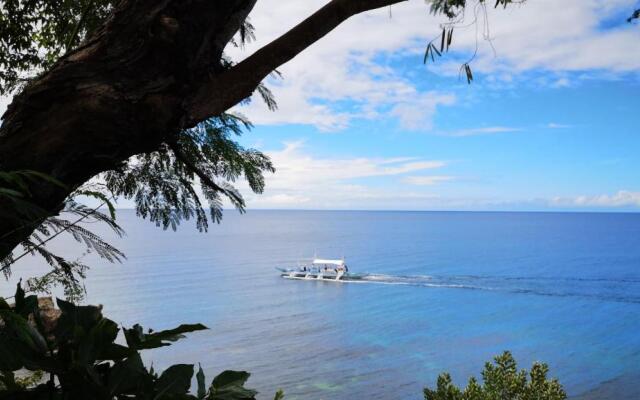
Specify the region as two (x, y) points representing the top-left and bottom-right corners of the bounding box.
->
(230, 1), (454, 131)
(240, 141), (450, 209)
(546, 122), (571, 129)
(441, 126), (521, 137)
(228, 0), (640, 130)
(403, 175), (455, 186)
(441, 0), (640, 74)
(390, 92), (456, 130)
(551, 191), (640, 208)
(258, 194), (311, 205)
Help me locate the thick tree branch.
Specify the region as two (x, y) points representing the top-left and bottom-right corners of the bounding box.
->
(0, 0), (410, 258)
(186, 0), (408, 123)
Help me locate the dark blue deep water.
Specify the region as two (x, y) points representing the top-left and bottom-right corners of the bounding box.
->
(5, 211), (640, 399)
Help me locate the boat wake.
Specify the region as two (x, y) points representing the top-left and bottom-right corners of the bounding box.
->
(349, 273), (640, 304)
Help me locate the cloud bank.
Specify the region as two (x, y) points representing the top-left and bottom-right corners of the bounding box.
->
(229, 0), (640, 131)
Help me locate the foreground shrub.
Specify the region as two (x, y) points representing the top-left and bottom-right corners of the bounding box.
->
(0, 283), (279, 400)
(424, 351), (566, 400)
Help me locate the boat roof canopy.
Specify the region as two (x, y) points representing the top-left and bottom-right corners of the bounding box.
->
(312, 259), (344, 266)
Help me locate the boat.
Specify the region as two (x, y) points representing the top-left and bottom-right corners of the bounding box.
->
(277, 258), (361, 282)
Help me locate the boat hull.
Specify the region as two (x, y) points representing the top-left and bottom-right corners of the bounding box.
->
(278, 271), (362, 282)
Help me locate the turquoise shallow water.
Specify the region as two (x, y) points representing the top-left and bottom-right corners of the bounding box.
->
(4, 210), (640, 399)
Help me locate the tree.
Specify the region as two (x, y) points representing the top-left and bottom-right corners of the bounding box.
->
(423, 351), (567, 400)
(0, 0), (520, 261)
(0, 170), (125, 300)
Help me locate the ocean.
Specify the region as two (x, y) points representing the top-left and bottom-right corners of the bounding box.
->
(4, 210), (640, 399)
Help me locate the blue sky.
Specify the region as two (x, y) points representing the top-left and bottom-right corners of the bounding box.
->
(226, 0), (640, 211)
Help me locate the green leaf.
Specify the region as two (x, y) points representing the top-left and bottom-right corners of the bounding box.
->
(155, 364), (194, 398)
(0, 311), (48, 355)
(125, 323), (208, 350)
(197, 363), (206, 399)
(20, 170), (67, 189)
(0, 370), (18, 391)
(74, 190), (117, 220)
(54, 298), (103, 341)
(463, 63), (473, 84)
(424, 45), (431, 64)
(210, 370), (257, 400)
(211, 371), (250, 389)
(99, 343), (132, 362)
(108, 352), (149, 396)
(273, 389), (285, 400)
(0, 338), (25, 371)
(0, 187), (25, 198)
(0, 296), (10, 310)
(77, 318), (120, 365)
(15, 281), (25, 308)
(432, 43), (442, 57)
(14, 281), (38, 317)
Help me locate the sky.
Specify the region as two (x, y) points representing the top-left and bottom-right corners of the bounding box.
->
(1, 0), (639, 212)
(227, 0), (640, 211)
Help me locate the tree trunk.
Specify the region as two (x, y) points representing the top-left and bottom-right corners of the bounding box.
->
(0, 0), (406, 260)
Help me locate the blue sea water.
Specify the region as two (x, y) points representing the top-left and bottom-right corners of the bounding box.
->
(4, 210), (640, 399)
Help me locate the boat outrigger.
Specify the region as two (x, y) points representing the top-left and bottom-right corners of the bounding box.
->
(277, 258), (360, 282)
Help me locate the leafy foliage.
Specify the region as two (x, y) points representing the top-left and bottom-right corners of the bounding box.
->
(0, 0), (259, 96)
(0, 282), (276, 400)
(427, 0), (519, 19)
(1, 172), (125, 301)
(423, 351), (566, 400)
(1, 116), (274, 301)
(104, 114), (274, 233)
(0, 0), (115, 94)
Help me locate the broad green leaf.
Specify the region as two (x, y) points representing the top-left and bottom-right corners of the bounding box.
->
(77, 318), (120, 365)
(154, 364), (194, 398)
(209, 370), (257, 400)
(108, 352), (149, 396)
(211, 371), (250, 389)
(55, 298), (103, 340)
(14, 282), (38, 318)
(99, 343), (132, 361)
(0, 311), (48, 354)
(125, 323), (208, 350)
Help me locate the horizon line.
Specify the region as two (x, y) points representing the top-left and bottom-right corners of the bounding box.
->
(110, 208), (640, 214)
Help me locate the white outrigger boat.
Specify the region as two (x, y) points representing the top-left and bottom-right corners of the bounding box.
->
(277, 258), (360, 282)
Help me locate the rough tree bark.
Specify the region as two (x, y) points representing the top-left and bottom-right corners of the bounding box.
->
(0, 0), (407, 259)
